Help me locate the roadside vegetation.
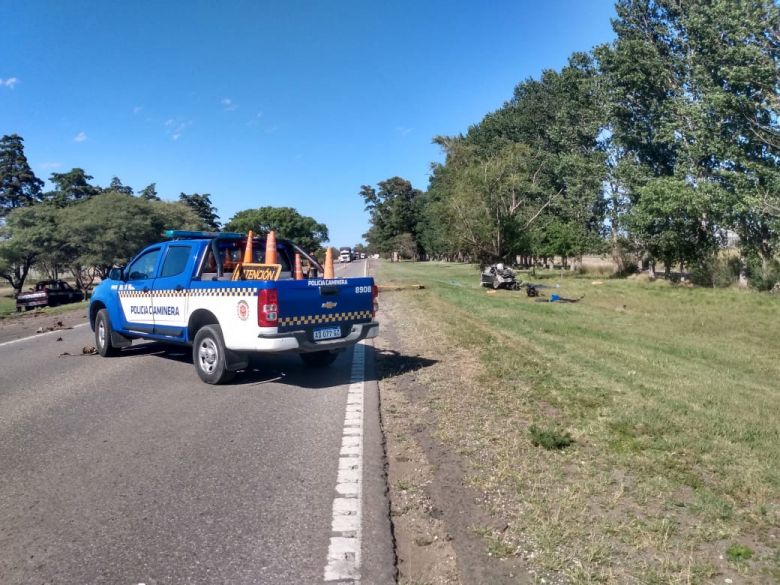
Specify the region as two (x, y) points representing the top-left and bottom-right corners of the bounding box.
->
(378, 260), (779, 583)
(0, 135), (331, 299)
(361, 1), (779, 294)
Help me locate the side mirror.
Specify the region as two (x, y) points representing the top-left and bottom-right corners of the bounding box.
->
(109, 266), (125, 281)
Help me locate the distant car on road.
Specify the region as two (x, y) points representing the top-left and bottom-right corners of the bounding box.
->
(339, 247), (352, 263)
(360, 253), (367, 259)
(16, 280), (85, 311)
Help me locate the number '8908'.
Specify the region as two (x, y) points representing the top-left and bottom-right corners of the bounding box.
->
(355, 286), (372, 294)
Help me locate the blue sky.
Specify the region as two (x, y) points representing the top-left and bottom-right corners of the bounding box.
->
(1, 0), (617, 246)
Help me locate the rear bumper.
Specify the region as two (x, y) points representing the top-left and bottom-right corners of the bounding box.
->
(253, 321), (379, 353)
(16, 299), (48, 309)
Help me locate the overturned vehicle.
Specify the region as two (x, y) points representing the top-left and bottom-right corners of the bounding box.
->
(480, 264), (521, 290)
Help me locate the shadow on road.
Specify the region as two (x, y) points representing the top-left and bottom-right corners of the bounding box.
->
(117, 342), (437, 390)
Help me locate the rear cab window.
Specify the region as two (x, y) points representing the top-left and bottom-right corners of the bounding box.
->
(160, 245), (193, 278)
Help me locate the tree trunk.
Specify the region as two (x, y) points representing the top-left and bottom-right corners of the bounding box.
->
(611, 225), (624, 275)
(738, 249), (750, 288)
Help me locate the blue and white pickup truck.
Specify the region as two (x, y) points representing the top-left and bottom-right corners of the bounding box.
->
(89, 231), (378, 384)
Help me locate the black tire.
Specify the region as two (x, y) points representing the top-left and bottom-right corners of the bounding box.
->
(300, 350), (339, 368)
(95, 308), (120, 357)
(192, 325), (234, 384)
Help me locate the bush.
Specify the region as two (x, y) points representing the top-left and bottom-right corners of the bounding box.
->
(529, 425), (573, 450)
(690, 255), (740, 288)
(747, 256), (780, 291)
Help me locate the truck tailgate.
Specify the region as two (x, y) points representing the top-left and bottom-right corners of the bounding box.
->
(275, 278), (374, 339)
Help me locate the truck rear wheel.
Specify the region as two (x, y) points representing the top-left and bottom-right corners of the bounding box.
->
(300, 350), (339, 368)
(193, 325), (234, 384)
(95, 308), (120, 357)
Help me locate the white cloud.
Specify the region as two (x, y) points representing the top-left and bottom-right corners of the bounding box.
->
(246, 111), (263, 127)
(165, 119), (193, 140)
(74, 131), (87, 143)
(395, 126), (413, 136)
(39, 162), (62, 169)
(0, 77), (19, 88)
(221, 97), (238, 111)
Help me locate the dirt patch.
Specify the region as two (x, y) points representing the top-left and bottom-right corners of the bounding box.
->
(376, 290), (532, 585)
(0, 306), (88, 344)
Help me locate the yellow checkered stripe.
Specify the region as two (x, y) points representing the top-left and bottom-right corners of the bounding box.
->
(118, 288), (257, 298)
(279, 310), (372, 327)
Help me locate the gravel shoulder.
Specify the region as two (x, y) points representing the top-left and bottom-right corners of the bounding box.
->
(375, 289), (532, 585)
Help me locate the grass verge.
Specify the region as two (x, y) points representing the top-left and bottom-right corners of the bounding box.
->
(377, 260), (779, 584)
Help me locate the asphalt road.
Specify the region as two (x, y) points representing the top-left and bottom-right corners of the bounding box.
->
(0, 259), (393, 585)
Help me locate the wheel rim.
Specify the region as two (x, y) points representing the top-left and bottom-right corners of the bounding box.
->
(198, 338), (218, 374)
(98, 319), (106, 348)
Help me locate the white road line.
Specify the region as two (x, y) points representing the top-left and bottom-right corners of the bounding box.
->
(324, 342), (366, 584)
(0, 322), (89, 348)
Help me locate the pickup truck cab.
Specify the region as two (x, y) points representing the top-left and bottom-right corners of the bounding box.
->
(89, 231), (378, 384)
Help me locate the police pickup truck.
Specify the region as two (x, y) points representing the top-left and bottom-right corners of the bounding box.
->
(88, 231), (378, 384)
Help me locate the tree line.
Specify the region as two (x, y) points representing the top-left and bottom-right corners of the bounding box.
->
(0, 134), (329, 296)
(362, 0), (780, 288)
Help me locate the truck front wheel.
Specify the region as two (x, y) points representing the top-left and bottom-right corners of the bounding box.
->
(300, 350), (339, 368)
(193, 325), (234, 384)
(95, 308), (120, 357)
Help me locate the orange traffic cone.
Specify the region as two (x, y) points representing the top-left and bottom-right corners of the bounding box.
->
(243, 230), (254, 264)
(324, 248), (334, 279)
(294, 253), (303, 280)
(265, 230), (277, 265)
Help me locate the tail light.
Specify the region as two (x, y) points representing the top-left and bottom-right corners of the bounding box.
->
(258, 288), (278, 327)
(371, 284), (379, 316)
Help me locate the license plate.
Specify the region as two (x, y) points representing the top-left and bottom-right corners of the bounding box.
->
(313, 326), (341, 341)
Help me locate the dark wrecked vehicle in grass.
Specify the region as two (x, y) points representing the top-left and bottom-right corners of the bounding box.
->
(480, 264), (521, 290)
(16, 280), (85, 312)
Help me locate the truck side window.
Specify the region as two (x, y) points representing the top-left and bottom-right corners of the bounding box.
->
(127, 249), (161, 281)
(160, 245), (192, 278)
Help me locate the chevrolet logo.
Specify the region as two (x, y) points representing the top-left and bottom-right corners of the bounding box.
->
(321, 301), (338, 309)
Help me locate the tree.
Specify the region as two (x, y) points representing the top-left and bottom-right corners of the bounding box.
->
(625, 178), (719, 278)
(0, 205), (59, 295)
(46, 168), (100, 207)
(56, 193), (201, 289)
(138, 183), (160, 201)
(106, 176), (133, 195)
(225, 206), (329, 253)
(179, 192), (220, 231)
(360, 177), (424, 255)
(0, 134), (44, 217)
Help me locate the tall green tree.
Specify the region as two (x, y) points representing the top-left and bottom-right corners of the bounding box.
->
(360, 177), (424, 255)
(46, 168), (100, 207)
(225, 206), (328, 253)
(179, 192), (220, 231)
(106, 176), (133, 195)
(138, 183), (160, 201)
(0, 134), (44, 217)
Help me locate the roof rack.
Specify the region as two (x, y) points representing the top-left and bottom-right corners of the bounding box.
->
(162, 230), (245, 240)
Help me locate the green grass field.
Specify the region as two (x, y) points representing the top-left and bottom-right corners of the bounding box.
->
(377, 261), (779, 583)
